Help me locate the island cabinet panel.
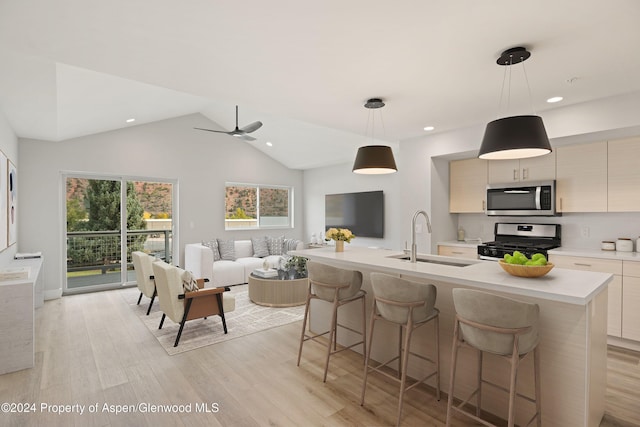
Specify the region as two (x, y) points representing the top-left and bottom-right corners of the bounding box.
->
(436, 244), (478, 259)
(555, 141), (608, 212)
(487, 151), (556, 184)
(449, 158), (487, 213)
(622, 260), (640, 341)
(608, 137), (640, 211)
(550, 254), (622, 337)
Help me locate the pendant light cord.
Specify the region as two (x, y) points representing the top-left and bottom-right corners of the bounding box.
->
(521, 58), (537, 115)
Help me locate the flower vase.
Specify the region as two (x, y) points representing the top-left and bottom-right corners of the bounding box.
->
(335, 240), (344, 252)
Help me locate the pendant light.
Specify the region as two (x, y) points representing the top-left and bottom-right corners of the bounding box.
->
(352, 98), (398, 174)
(478, 47), (552, 160)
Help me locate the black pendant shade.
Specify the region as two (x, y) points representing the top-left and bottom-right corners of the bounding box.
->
(479, 115), (552, 160)
(352, 145), (397, 174)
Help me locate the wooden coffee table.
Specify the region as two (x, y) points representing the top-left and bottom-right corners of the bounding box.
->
(248, 273), (308, 307)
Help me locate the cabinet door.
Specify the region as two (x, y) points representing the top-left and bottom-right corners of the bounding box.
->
(622, 276), (640, 341)
(437, 245), (478, 259)
(488, 159), (520, 184)
(449, 158), (487, 213)
(608, 137), (640, 211)
(555, 141), (607, 212)
(550, 254), (622, 337)
(608, 275), (623, 337)
(520, 151), (556, 181)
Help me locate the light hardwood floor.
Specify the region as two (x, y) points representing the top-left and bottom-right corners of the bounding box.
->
(0, 288), (638, 426)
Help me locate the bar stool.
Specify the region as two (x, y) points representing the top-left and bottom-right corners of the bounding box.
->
(446, 288), (541, 427)
(361, 273), (440, 427)
(296, 261), (366, 382)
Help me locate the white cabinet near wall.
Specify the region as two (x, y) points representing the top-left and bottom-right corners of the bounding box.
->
(555, 141), (608, 212)
(608, 136), (640, 212)
(550, 254), (623, 337)
(487, 151), (556, 184)
(449, 158), (487, 213)
(622, 260), (640, 342)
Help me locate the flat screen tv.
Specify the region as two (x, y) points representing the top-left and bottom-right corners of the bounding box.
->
(325, 190), (384, 238)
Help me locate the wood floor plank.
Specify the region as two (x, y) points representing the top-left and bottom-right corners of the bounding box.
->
(0, 287), (638, 426)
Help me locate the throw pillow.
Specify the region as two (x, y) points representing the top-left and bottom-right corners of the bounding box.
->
(283, 238), (300, 254)
(181, 270), (200, 293)
(202, 239), (221, 261)
(217, 239), (236, 261)
(267, 235), (284, 256)
(251, 236), (270, 258)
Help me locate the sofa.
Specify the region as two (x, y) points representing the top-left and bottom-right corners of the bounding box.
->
(185, 237), (303, 288)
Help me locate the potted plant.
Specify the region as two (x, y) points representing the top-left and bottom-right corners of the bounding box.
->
(284, 255), (308, 279)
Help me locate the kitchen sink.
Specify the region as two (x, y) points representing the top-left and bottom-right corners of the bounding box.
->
(387, 253), (477, 267)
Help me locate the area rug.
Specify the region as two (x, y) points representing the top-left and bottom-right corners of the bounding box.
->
(122, 285), (305, 355)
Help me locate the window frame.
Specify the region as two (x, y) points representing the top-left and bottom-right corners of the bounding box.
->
(224, 182), (293, 231)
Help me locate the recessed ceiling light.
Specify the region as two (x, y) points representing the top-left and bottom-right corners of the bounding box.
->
(546, 96), (563, 103)
(423, 126), (435, 131)
(126, 118), (136, 123)
(266, 141), (273, 147)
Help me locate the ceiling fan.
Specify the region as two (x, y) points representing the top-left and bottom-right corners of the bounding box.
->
(194, 105), (263, 141)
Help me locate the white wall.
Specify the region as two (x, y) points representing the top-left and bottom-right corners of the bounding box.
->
(0, 111), (18, 265)
(19, 113), (303, 299)
(303, 159), (401, 250)
(304, 91), (640, 254)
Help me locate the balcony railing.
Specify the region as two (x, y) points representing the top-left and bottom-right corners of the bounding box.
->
(66, 229), (172, 289)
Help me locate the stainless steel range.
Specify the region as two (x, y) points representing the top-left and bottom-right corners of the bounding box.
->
(477, 223), (561, 261)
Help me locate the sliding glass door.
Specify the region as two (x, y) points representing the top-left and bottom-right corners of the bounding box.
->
(64, 174), (175, 293)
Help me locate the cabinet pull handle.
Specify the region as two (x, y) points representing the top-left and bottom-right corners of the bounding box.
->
(559, 197), (563, 211)
(482, 200), (486, 211)
(522, 168), (528, 180)
(574, 263), (592, 267)
(452, 251), (464, 255)
(513, 169), (518, 181)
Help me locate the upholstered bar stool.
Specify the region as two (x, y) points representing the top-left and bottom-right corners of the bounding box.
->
(446, 288), (541, 427)
(297, 261), (366, 383)
(361, 273), (440, 427)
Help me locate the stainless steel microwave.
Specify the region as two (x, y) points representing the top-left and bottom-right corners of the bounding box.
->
(486, 180), (558, 216)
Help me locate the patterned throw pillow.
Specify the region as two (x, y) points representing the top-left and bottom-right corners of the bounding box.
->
(217, 239), (236, 261)
(267, 236), (284, 256)
(251, 236), (270, 258)
(202, 239), (221, 261)
(181, 269), (200, 293)
(283, 238), (300, 254)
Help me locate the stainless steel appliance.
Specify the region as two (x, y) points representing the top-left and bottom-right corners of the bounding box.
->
(477, 222), (561, 261)
(486, 180), (558, 216)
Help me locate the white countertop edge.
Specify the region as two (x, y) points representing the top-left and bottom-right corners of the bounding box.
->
(549, 247), (640, 261)
(291, 247), (610, 306)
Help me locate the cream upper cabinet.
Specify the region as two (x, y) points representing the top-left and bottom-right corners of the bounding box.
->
(449, 158), (487, 213)
(487, 152), (556, 184)
(608, 137), (640, 212)
(555, 141), (607, 212)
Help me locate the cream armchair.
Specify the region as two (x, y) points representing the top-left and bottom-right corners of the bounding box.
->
(132, 251), (158, 315)
(152, 260), (236, 347)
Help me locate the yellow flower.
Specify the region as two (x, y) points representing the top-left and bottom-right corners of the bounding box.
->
(325, 228), (355, 243)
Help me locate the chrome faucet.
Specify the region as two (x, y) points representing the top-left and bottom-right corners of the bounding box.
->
(411, 210), (432, 263)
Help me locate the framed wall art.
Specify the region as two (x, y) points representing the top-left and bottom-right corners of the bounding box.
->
(8, 158), (16, 246)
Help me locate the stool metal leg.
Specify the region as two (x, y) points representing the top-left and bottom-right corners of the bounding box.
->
(434, 314), (441, 400)
(296, 288), (312, 367)
(360, 300), (378, 405)
(507, 348), (520, 427)
(534, 345), (542, 426)
(477, 349), (483, 417)
(397, 318), (414, 427)
(445, 319), (460, 427)
(323, 298), (340, 382)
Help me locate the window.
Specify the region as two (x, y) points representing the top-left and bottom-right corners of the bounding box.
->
(225, 183), (292, 230)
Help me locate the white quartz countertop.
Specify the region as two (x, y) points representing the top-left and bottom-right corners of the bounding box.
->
(549, 247), (640, 262)
(291, 246), (611, 306)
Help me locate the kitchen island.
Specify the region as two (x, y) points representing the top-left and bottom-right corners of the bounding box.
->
(291, 246), (611, 427)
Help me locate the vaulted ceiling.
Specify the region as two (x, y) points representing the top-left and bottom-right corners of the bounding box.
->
(1, 0), (639, 169)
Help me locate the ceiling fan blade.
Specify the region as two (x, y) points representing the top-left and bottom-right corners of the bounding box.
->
(194, 127), (229, 134)
(239, 134), (257, 141)
(240, 121), (263, 134)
